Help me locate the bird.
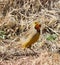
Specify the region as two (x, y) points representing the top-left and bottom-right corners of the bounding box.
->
(21, 21), (41, 49)
(13, 21), (41, 55)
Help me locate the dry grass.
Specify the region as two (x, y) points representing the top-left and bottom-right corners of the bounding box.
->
(0, 50), (60, 65)
(0, 0), (60, 65)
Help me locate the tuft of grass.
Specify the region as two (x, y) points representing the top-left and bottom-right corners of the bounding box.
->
(46, 34), (57, 41)
(0, 30), (5, 39)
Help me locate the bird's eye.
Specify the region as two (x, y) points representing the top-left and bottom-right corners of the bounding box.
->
(34, 23), (41, 33)
(35, 24), (41, 30)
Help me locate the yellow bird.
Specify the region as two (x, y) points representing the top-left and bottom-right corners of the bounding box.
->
(21, 21), (41, 49)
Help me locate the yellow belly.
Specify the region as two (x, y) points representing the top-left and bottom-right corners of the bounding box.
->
(22, 32), (40, 49)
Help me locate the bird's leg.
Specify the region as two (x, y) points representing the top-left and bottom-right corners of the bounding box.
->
(23, 48), (28, 56)
(29, 47), (39, 57)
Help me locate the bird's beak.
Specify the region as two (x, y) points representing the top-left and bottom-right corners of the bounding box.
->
(34, 22), (41, 33)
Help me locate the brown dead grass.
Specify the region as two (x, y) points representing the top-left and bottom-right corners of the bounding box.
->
(0, 50), (60, 65)
(0, 0), (60, 65)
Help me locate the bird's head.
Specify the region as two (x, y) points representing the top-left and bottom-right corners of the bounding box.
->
(33, 21), (41, 33)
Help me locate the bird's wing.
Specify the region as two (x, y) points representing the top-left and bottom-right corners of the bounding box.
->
(21, 29), (40, 49)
